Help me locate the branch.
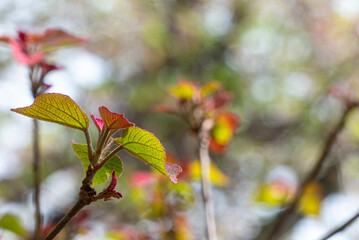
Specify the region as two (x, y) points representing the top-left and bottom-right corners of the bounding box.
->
(264, 103), (358, 240)
(43, 166), (97, 240)
(43, 199), (86, 240)
(199, 119), (217, 240)
(319, 208), (359, 240)
(33, 119), (42, 240)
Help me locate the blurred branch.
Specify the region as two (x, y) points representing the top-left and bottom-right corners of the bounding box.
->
(32, 119), (42, 240)
(319, 208), (359, 240)
(30, 66), (42, 240)
(199, 119), (217, 240)
(264, 102), (358, 240)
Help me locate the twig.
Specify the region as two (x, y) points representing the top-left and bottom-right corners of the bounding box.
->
(265, 103), (358, 240)
(30, 65), (42, 240)
(43, 165), (97, 240)
(319, 208), (359, 240)
(84, 129), (94, 164)
(43, 199), (87, 240)
(199, 119), (217, 240)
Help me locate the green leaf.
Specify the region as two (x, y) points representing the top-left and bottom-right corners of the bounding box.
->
(0, 214), (26, 236)
(11, 93), (89, 131)
(117, 127), (166, 173)
(72, 143), (123, 186)
(117, 127), (181, 183)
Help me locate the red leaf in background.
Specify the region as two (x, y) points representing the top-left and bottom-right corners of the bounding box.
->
(90, 113), (104, 131)
(209, 140), (227, 154)
(99, 106), (135, 130)
(130, 171), (157, 188)
(219, 112), (240, 131)
(9, 39), (44, 65)
(40, 62), (62, 75)
(203, 91), (233, 112)
(209, 112), (240, 154)
(0, 29), (86, 66)
(30, 29), (87, 50)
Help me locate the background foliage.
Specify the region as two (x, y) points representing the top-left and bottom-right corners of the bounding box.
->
(2, 0), (359, 239)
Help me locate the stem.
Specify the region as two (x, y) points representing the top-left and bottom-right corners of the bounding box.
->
(43, 199), (86, 240)
(93, 128), (110, 163)
(33, 119), (42, 240)
(199, 119), (217, 240)
(265, 103), (357, 240)
(95, 145), (123, 171)
(84, 129), (94, 165)
(31, 65), (42, 240)
(319, 208), (359, 240)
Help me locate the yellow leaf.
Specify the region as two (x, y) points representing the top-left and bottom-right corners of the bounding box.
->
(298, 182), (322, 216)
(11, 93), (89, 130)
(189, 161), (229, 187)
(201, 81), (221, 97)
(170, 80), (197, 100)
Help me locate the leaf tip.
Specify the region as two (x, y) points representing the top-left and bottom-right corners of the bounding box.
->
(165, 163), (182, 184)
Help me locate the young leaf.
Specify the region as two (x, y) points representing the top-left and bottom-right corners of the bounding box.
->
(72, 143), (123, 186)
(0, 214), (26, 237)
(116, 127), (181, 183)
(11, 93), (89, 131)
(99, 106), (135, 130)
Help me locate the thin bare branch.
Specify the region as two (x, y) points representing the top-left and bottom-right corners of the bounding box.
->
(265, 103), (358, 240)
(319, 208), (359, 240)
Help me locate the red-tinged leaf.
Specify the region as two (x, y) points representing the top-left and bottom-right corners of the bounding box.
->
(203, 91), (233, 111)
(99, 106), (134, 130)
(11, 93), (89, 130)
(9, 39), (44, 65)
(90, 113), (104, 131)
(0, 36), (11, 43)
(165, 163), (182, 184)
(209, 140), (227, 154)
(40, 62), (62, 75)
(217, 113), (240, 131)
(32, 29), (87, 51)
(96, 170), (122, 201)
(210, 112), (240, 154)
(116, 127), (179, 183)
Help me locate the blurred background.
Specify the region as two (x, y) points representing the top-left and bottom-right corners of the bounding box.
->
(1, 0), (359, 239)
